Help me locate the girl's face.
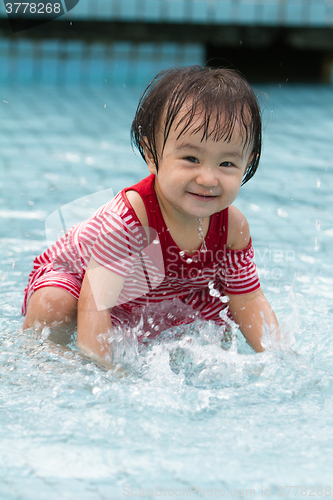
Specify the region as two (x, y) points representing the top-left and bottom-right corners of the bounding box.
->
(146, 106), (253, 223)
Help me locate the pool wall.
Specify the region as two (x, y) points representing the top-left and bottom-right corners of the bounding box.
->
(1, 0), (333, 85)
(0, 38), (205, 86)
(2, 0), (333, 26)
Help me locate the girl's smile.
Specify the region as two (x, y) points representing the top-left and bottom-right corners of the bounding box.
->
(187, 192), (219, 202)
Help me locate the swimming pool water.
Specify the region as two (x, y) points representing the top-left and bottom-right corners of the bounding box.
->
(1, 82), (333, 499)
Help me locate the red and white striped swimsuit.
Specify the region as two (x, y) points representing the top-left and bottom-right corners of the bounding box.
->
(22, 174), (260, 330)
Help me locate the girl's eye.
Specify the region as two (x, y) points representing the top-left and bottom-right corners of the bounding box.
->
(185, 156), (199, 163)
(220, 161), (234, 167)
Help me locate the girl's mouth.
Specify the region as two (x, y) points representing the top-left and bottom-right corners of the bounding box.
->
(188, 192), (218, 202)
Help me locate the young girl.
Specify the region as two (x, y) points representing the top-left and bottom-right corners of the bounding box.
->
(22, 66), (278, 363)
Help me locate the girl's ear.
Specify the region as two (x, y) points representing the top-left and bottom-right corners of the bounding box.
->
(141, 137), (157, 175)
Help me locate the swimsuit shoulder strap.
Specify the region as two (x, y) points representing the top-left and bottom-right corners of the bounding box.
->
(123, 174), (165, 232)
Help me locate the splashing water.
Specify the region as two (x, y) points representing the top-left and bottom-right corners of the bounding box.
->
(3, 276), (333, 497)
(207, 280), (240, 353)
(197, 217), (208, 253)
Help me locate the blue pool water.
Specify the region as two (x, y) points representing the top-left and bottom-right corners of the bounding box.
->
(1, 82), (333, 499)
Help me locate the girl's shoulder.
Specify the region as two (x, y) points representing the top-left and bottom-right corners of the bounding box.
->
(124, 190), (149, 228)
(226, 205), (250, 250)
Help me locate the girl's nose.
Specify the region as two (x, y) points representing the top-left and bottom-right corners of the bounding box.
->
(195, 167), (218, 187)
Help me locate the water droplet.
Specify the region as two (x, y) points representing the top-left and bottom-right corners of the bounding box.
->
(277, 208), (288, 218)
(197, 218), (208, 253)
(314, 237), (320, 252)
(220, 295), (230, 303)
(207, 281), (230, 303)
(41, 326), (50, 339)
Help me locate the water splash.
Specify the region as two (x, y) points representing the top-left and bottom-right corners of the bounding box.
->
(197, 218), (207, 253)
(261, 283), (299, 353)
(207, 280), (240, 354)
(314, 236), (320, 252)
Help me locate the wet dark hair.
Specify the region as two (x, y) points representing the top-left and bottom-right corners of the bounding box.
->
(131, 65), (262, 185)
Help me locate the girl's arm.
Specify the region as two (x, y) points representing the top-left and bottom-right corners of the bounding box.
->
(226, 205), (278, 352)
(77, 191), (148, 365)
(77, 257), (125, 364)
(228, 289), (278, 352)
